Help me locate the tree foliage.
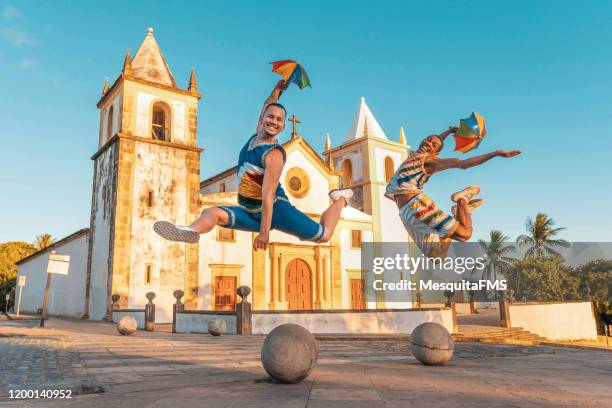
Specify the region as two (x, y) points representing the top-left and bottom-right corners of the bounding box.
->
(0, 241), (35, 311)
(517, 213), (569, 258)
(505, 256), (579, 302)
(33, 233), (56, 251)
(0, 241), (36, 283)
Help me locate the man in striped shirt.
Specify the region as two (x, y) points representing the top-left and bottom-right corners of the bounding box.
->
(385, 127), (520, 257)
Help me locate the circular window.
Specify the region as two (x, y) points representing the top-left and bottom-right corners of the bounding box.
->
(285, 167), (310, 198)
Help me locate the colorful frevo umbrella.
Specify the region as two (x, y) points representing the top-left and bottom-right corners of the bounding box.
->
(270, 60), (311, 89)
(454, 112), (486, 153)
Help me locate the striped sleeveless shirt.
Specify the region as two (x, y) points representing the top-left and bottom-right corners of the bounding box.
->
(385, 152), (432, 199)
(236, 134), (288, 212)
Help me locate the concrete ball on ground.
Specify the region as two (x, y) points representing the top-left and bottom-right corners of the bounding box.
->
(117, 316), (138, 336)
(261, 324), (318, 384)
(208, 318), (227, 336)
(410, 322), (454, 365)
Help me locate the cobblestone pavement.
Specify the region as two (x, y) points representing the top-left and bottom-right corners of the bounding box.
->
(1, 318), (611, 407)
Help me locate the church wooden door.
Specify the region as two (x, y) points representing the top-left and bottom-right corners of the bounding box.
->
(215, 276), (236, 311)
(285, 259), (312, 310)
(350, 279), (366, 310)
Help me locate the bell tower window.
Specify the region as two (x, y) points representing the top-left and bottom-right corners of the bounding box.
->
(106, 106), (114, 140)
(151, 102), (171, 141)
(342, 159), (353, 188)
(384, 156), (394, 182)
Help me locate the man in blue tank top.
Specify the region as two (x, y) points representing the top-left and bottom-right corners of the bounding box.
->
(154, 79), (353, 250)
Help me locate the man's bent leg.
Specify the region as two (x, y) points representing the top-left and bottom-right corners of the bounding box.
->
(317, 199), (347, 242)
(189, 207), (230, 234)
(448, 199), (473, 242)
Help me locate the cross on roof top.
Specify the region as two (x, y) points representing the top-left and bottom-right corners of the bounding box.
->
(289, 114), (301, 139)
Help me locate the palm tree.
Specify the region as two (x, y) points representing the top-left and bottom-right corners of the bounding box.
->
(33, 234), (56, 251)
(473, 230), (516, 300)
(517, 213), (569, 258)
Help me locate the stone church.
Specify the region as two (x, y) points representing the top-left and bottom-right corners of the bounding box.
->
(16, 29), (412, 323)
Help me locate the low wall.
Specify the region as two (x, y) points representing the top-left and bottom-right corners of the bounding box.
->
(454, 303), (471, 314)
(112, 310), (145, 330)
(475, 301), (499, 309)
(508, 301), (598, 341)
(251, 308), (454, 335)
(175, 311), (237, 334)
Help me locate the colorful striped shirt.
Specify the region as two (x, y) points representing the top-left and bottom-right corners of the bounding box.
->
(385, 152), (432, 199)
(236, 134), (288, 212)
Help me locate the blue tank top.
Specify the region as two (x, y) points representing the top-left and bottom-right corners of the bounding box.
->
(236, 135), (288, 212)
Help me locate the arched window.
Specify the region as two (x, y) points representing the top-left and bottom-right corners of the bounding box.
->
(151, 102), (171, 141)
(342, 159), (353, 188)
(106, 106), (114, 140)
(384, 156), (395, 182)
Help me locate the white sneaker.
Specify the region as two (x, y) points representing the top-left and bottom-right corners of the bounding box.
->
(452, 198), (484, 218)
(329, 188), (353, 205)
(153, 221), (200, 244)
(450, 185), (480, 203)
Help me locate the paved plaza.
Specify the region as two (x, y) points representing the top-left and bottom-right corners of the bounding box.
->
(0, 316), (611, 407)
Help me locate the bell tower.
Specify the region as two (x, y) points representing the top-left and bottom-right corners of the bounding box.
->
(324, 97), (409, 243)
(86, 28), (202, 321)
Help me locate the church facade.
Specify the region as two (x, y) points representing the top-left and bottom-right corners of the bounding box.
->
(16, 29), (413, 323)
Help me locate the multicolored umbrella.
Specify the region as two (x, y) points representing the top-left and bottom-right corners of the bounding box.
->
(454, 112), (486, 153)
(270, 60), (311, 89)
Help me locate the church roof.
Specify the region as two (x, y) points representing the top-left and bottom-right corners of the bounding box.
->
(344, 97), (387, 142)
(130, 28), (177, 88)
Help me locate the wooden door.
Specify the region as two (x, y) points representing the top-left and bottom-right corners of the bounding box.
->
(350, 279), (366, 310)
(215, 276), (236, 311)
(285, 259), (312, 310)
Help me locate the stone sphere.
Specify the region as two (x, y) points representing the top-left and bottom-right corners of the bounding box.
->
(208, 318), (226, 336)
(410, 322), (454, 365)
(261, 324), (318, 384)
(117, 316), (138, 336)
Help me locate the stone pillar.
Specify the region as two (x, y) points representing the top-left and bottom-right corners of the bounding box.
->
(111, 294), (120, 311)
(278, 254), (285, 303)
(316, 253), (324, 308)
(415, 292), (422, 308)
(450, 302), (458, 333)
(172, 290), (184, 334)
(444, 290), (453, 308)
(499, 300), (511, 328)
(323, 255), (330, 307)
(144, 292), (156, 331)
(236, 286), (252, 335)
(314, 251), (322, 309)
(268, 250), (277, 310)
(469, 290), (478, 314)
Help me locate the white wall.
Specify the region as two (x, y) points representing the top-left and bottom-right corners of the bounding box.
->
(175, 312), (237, 334)
(282, 149), (330, 215)
(198, 225), (253, 310)
(89, 145), (117, 320)
(509, 302), (598, 341)
(16, 233), (89, 318)
(251, 309), (454, 334)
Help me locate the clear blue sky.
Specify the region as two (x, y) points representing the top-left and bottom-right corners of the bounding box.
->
(1, 0), (611, 244)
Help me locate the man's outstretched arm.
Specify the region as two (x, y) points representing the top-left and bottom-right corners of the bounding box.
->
(424, 150), (521, 175)
(255, 80), (288, 134)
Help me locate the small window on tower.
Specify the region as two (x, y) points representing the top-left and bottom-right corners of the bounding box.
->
(147, 190), (155, 208)
(351, 230), (362, 249)
(107, 106), (114, 140)
(145, 264), (153, 284)
(219, 182), (226, 193)
(152, 102), (171, 141)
